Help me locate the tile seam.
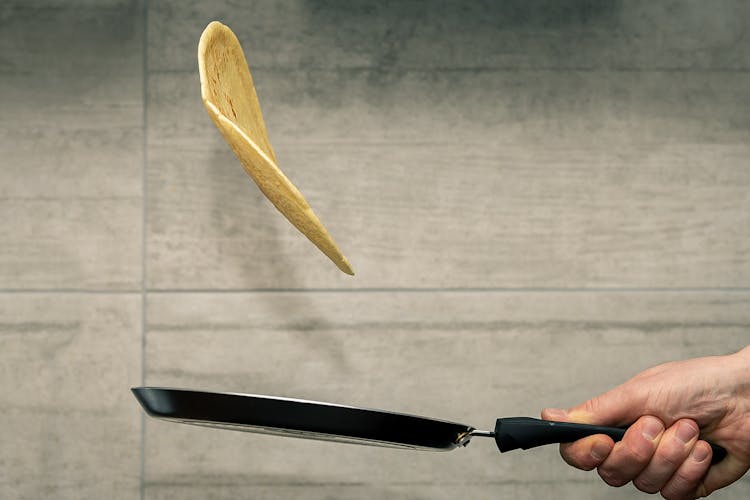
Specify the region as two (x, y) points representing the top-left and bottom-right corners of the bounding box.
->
(0, 287), (748, 294)
(140, 1), (149, 500)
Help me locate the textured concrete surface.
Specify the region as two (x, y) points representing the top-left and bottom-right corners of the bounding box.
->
(1, 1), (749, 499)
(146, 1), (750, 288)
(0, 294), (142, 499)
(142, 292), (750, 499)
(0, 1), (143, 289)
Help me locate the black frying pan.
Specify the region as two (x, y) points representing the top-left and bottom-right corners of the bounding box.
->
(132, 387), (726, 464)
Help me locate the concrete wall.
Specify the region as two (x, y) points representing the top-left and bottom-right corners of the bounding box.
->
(1, 1), (749, 498)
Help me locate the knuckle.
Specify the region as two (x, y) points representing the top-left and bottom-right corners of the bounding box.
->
(560, 446), (588, 470)
(583, 397), (602, 415)
(673, 468), (694, 484)
(633, 476), (661, 494)
(654, 447), (682, 469)
(598, 467), (628, 487)
(660, 484), (693, 500)
(660, 470), (699, 500)
(660, 489), (677, 500)
(623, 439), (654, 464)
(579, 462), (596, 472)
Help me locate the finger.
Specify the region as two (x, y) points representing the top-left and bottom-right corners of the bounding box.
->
(558, 436), (615, 471)
(565, 382), (649, 427)
(697, 452), (749, 498)
(632, 419), (699, 494)
(541, 407), (569, 422)
(542, 408), (614, 471)
(660, 440), (711, 500)
(597, 415), (664, 487)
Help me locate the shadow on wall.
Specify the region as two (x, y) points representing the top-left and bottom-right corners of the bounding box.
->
(304, 0), (620, 29)
(301, 0), (621, 69)
(206, 144), (295, 286)
(206, 139), (354, 373)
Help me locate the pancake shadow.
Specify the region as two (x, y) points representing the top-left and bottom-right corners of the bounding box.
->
(207, 135), (354, 377)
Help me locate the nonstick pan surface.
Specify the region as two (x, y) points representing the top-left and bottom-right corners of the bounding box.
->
(132, 387), (473, 450)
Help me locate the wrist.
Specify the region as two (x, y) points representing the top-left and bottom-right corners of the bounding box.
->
(736, 344), (750, 361)
(728, 346), (750, 402)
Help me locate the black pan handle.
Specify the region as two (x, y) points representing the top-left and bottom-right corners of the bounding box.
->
(494, 417), (726, 465)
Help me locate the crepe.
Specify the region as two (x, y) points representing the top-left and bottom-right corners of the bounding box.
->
(198, 21), (354, 275)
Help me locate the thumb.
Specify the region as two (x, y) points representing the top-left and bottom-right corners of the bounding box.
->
(558, 382), (650, 427)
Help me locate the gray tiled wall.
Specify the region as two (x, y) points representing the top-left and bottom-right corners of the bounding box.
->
(1, 1), (749, 499)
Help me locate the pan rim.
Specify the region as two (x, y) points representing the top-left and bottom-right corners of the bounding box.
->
(132, 386), (473, 451)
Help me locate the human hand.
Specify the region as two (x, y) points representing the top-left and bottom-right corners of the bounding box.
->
(542, 346), (750, 499)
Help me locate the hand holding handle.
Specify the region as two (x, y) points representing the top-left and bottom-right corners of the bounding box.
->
(494, 417), (726, 465)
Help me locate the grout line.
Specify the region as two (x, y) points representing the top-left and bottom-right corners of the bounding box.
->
(142, 478), (603, 487)
(148, 67), (750, 75)
(0, 287), (748, 295)
(144, 287), (750, 294)
(0, 289), (141, 294)
(140, 2), (149, 500)
(140, 0), (149, 393)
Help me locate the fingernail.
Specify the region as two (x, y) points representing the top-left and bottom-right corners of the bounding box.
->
(642, 418), (663, 441)
(544, 408), (568, 420)
(691, 444), (710, 463)
(676, 421), (698, 444)
(591, 441), (610, 461)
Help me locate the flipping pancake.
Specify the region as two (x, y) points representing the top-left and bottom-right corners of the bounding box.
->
(198, 21), (354, 275)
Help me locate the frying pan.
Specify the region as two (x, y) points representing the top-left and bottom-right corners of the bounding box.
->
(132, 387), (726, 464)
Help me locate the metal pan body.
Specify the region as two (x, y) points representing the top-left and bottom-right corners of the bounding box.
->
(132, 387), (471, 451)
